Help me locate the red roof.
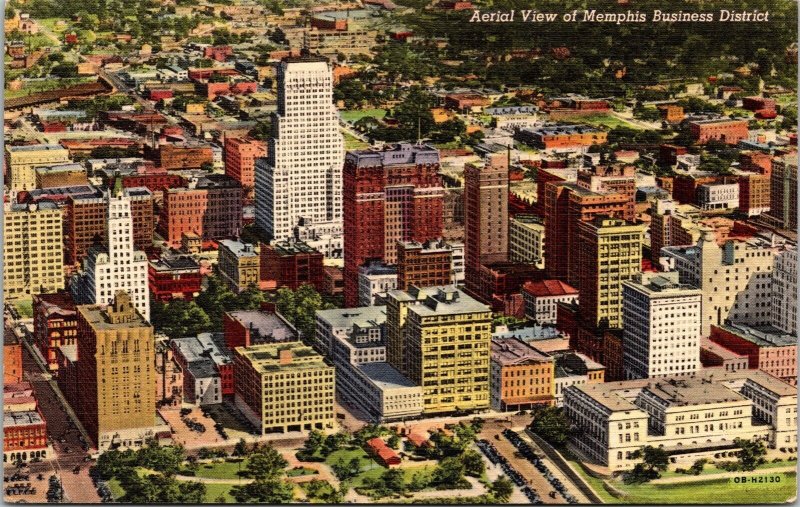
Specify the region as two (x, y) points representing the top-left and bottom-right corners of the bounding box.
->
(407, 433), (429, 447)
(522, 279), (578, 298)
(366, 437), (400, 465)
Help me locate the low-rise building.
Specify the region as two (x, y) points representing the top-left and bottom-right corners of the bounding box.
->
(563, 370), (796, 471)
(233, 342), (335, 434)
(699, 337), (749, 372)
(358, 262), (397, 306)
(521, 280), (579, 324)
(709, 323), (796, 385)
(148, 255), (202, 302)
(517, 125), (607, 150)
(217, 240), (260, 293)
(260, 240), (325, 291)
(552, 351), (605, 406)
(171, 333), (233, 405)
(490, 337), (555, 411)
(689, 118), (749, 145)
(32, 291), (77, 373)
(223, 309), (298, 349)
(697, 182), (739, 210)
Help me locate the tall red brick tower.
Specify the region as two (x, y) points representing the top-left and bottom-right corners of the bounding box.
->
(343, 143), (443, 307)
(464, 153), (509, 294)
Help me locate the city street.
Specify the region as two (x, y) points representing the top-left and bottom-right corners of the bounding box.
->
(3, 346), (100, 504)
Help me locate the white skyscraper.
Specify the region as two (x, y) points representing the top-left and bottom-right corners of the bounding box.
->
(255, 56), (344, 244)
(622, 271), (702, 379)
(77, 188), (150, 320)
(771, 246), (797, 335)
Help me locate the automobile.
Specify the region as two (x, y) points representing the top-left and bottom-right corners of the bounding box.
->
(73, 466), (81, 474)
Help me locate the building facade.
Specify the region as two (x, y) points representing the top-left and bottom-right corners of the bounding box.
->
(621, 272), (702, 379)
(490, 337), (555, 411)
(254, 57), (344, 244)
(5, 144), (71, 191)
(233, 342), (335, 434)
(521, 279), (579, 324)
(3, 202), (64, 300)
(217, 240), (260, 293)
(509, 214), (545, 269)
(771, 247), (797, 335)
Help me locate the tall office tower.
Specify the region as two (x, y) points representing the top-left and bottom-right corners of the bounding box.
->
(254, 56), (344, 243)
(622, 271), (702, 379)
(75, 292), (158, 451)
(3, 202), (64, 300)
(77, 189), (150, 320)
(543, 181), (633, 285)
(771, 247), (797, 335)
(385, 286), (492, 415)
(661, 228), (784, 336)
(576, 217), (645, 329)
(464, 153), (509, 294)
(342, 143), (443, 307)
(766, 155), (797, 231)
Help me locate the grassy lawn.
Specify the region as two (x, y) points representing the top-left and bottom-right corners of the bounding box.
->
(287, 466), (318, 477)
(106, 478), (125, 500)
(340, 108), (387, 123)
(38, 18), (68, 33)
(563, 113), (642, 130)
(559, 449), (617, 504)
(179, 459), (248, 480)
(610, 472), (796, 504)
(661, 460), (793, 479)
(202, 483), (236, 503)
(12, 299), (33, 318)
(343, 131), (370, 150)
(432, 140), (465, 150)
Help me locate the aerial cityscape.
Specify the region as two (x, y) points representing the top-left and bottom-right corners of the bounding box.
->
(2, 0), (798, 504)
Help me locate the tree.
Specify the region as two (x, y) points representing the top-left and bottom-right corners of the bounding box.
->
(302, 429), (325, 456)
(244, 445), (288, 480)
(150, 299), (212, 339)
(46, 475), (64, 503)
(690, 458), (707, 475)
(230, 478), (293, 503)
(625, 445), (669, 484)
(735, 438), (767, 471)
(431, 457), (466, 489)
(460, 449), (485, 478)
(233, 438), (249, 457)
(387, 434), (400, 449)
(272, 285), (334, 340)
(529, 406), (571, 447)
(489, 476), (514, 503)
(381, 468), (406, 494)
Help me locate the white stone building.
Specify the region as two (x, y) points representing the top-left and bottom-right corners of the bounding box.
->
(622, 272), (702, 379)
(660, 229), (786, 336)
(521, 279), (579, 324)
(697, 182), (739, 210)
(358, 262), (397, 306)
(255, 57), (344, 245)
(76, 189), (150, 320)
(563, 370), (796, 471)
(771, 246), (797, 335)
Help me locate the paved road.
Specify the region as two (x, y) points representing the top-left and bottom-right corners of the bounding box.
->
(3, 347), (100, 504)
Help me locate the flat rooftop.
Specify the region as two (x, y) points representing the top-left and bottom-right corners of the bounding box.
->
(491, 337), (552, 366)
(345, 142), (439, 168)
(227, 310), (297, 343)
(317, 306), (387, 330)
(642, 378), (747, 407)
(716, 322), (796, 347)
(358, 362), (418, 390)
(4, 410), (44, 427)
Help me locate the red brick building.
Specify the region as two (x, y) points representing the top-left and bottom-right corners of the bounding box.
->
(148, 256), (202, 302)
(224, 137), (266, 198)
(739, 151), (772, 175)
(396, 240), (453, 291)
(156, 144), (214, 170)
(66, 187), (154, 266)
(204, 45), (233, 61)
(464, 153), (509, 295)
(689, 118), (749, 145)
(742, 96), (776, 112)
(709, 324), (796, 385)
(260, 240), (324, 291)
(158, 175), (243, 248)
(222, 310), (298, 349)
(4, 333), (23, 384)
(738, 173), (771, 217)
(343, 144), (443, 307)
(32, 291), (78, 373)
(4, 407), (49, 464)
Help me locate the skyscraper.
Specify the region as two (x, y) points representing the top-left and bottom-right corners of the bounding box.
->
(75, 292), (158, 451)
(342, 143), (443, 307)
(464, 153), (509, 294)
(76, 188), (150, 320)
(622, 271), (702, 379)
(255, 56), (344, 243)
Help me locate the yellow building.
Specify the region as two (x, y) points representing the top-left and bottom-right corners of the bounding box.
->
(509, 214), (545, 269)
(577, 217), (645, 328)
(5, 144), (71, 191)
(3, 202), (64, 300)
(74, 292), (163, 451)
(217, 240), (260, 293)
(386, 286), (492, 415)
(233, 342), (335, 434)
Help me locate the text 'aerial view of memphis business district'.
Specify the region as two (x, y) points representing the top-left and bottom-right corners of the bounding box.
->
(1, 0), (798, 503)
